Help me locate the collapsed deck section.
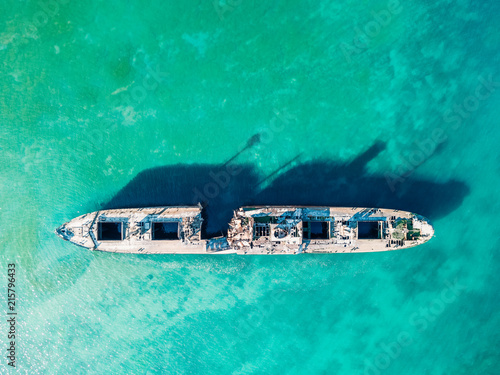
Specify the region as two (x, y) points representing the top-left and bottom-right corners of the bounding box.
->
(227, 206), (434, 254)
(56, 206), (213, 254)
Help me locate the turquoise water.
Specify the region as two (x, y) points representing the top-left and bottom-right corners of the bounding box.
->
(1, 0), (499, 373)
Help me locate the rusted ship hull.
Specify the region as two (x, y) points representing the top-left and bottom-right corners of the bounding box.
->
(55, 205), (434, 254)
(227, 206), (434, 254)
(55, 206), (209, 254)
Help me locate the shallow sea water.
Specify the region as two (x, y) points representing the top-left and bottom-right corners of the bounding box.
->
(1, 0), (499, 374)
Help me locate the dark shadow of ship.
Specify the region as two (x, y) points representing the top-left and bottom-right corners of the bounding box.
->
(104, 141), (469, 237)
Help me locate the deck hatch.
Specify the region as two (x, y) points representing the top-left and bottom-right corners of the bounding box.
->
(357, 221), (380, 239)
(98, 222), (123, 241)
(152, 222), (179, 240)
(303, 221), (330, 239)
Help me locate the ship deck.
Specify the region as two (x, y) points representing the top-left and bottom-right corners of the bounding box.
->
(56, 206), (209, 254)
(227, 206), (434, 254)
(56, 205), (434, 254)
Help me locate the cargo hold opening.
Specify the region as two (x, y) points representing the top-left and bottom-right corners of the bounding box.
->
(98, 222), (123, 241)
(303, 221), (330, 239)
(152, 222), (179, 240)
(357, 221), (380, 239)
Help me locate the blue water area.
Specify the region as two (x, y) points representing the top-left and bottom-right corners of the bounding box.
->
(1, 0), (499, 374)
